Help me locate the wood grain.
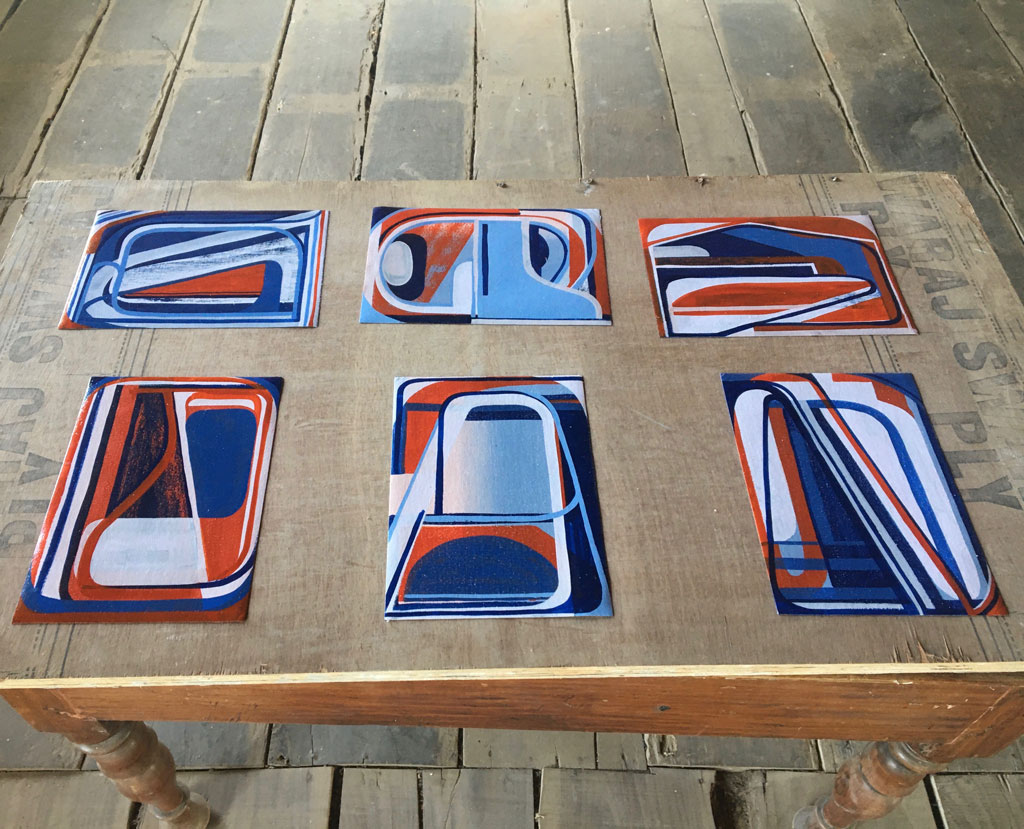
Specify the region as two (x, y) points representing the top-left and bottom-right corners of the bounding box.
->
(3, 667), (1024, 750)
(0, 0), (108, 196)
(596, 733), (647, 771)
(143, 0), (290, 180)
(897, 0), (1024, 234)
(647, 734), (819, 770)
(649, 0), (757, 175)
(932, 772), (1024, 828)
(339, 768), (418, 828)
(703, 0), (862, 173)
(474, 0), (580, 180)
(0, 771), (133, 827)
(797, 0), (1024, 299)
(267, 723), (458, 767)
(463, 729), (596, 769)
(361, 0), (474, 180)
(537, 767), (716, 829)
(568, 0), (685, 177)
(421, 768), (534, 829)
(27, 0), (198, 183)
(252, 0), (381, 182)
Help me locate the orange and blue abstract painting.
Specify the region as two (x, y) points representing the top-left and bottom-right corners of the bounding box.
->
(361, 208), (611, 324)
(723, 372), (1005, 615)
(61, 210), (328, 328)
(641, 216), (915, 337)
(14, 377), (281, 623)
(386, 376), (611, 619)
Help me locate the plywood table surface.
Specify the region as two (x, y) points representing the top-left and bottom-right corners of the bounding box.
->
(0, 174), (1022, 827)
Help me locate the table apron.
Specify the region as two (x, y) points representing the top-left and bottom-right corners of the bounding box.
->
(3, 671), (1023, 751)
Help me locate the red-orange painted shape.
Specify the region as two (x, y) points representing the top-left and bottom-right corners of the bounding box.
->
(121, 264), (265, 298)
(671, 279), (865, 310)
(767, 406), (827, 589)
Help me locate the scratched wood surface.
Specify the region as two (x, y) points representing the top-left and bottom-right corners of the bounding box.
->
(0, 173), (1023, 682)
(0, 771), (134, 827)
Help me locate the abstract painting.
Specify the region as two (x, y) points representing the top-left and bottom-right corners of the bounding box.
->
(640, 216), (915, 337)
(62, 210), (328, 328)
(361, 208), (611, 324)
(722, 372), (1005, 615)
(386, 376), (611, 618)
(14, 376), (282, 623)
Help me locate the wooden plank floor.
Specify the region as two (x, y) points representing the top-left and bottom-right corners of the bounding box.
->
(2, 0), (1024, 825)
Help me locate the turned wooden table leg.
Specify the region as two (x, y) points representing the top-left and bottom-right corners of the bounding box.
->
(793, 741), (944, 828)
(64, 720), (211, 828)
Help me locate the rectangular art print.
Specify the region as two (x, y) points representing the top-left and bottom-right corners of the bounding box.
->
(641, 216), (915, 337)
(62, 210), (328, 328)
(361, 208), (610, 324)
(722, 372), (1005, 616)
(386, 376), (611, 619)
(14, 377), (282, 623)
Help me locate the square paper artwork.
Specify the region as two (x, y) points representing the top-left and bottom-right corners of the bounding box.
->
(361, 208), (611, 324)
(61, 210), (328, 328)
(723, 372), (1005, 616)
(641, 216), (915, 337)
(386, 376), (611, 619)
(14, 377), (282, 623)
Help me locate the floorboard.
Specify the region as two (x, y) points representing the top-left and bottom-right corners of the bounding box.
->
(28, 0), (199, 183)
(819, 738), (1024, 774)
(421, 768), (535, 829)
(144, 0), (291, 179)
(339, 768), (419, 828)
(567, 0), (685, 178)
(0, 771), (132, 828)
(361, 0), (475, 180)
(649, 0), (757, 175)
(897, 0), (1024, 234)
(538, 767), (716, 829)
(253, 0), (381, 181)
(596, 733), (648, 771)
(267, 724), (459, 768)
(703, 0), (863, 173)
(932, 773), (1024, 828)
(0, 0), (108, 195)
(474, 0), (580, 180)
(976, 0), (1024, 69)
(647, 734), (819, 770)
(83, 722), (269, 771)
(463, 729), (596, 769)
(799, 0), (1024, 298)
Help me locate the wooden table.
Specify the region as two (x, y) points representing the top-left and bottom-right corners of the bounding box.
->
(1, 174), (1022, 828)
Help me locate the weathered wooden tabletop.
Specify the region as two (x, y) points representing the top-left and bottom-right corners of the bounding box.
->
(0, 173), (1021, 692)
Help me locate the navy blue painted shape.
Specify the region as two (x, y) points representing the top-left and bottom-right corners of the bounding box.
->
(185, 409), (258, 518)
(405, 536), (558, 597)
